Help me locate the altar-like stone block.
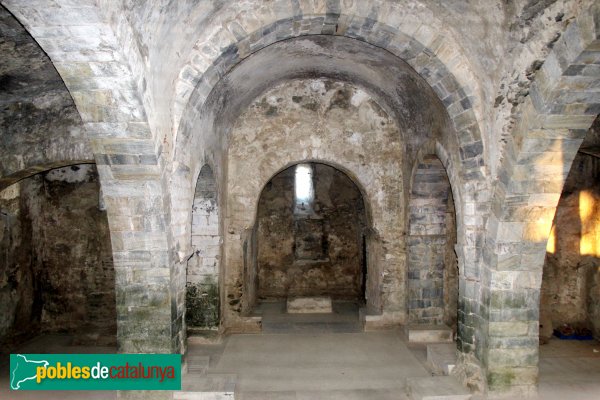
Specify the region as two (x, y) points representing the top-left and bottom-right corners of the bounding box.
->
(287, 297), (333, 313)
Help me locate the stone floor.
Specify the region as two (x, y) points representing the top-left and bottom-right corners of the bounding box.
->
(536, 339), (600, 400)
(254, 300), (362, 334)
(187, 331), (429, 398)
(1, 324), (599, 399)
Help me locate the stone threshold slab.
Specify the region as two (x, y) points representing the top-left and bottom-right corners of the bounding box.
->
(405, 325), (453, 343)
(287, 296), (333, 313)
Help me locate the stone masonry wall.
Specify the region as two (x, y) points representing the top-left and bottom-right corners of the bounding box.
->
(0, 182), (36, 348)
(186, 164), (220, 329)
(0, 164), (115, 349)
(444, 193), (459, 331)
(480, 5), (600, 395)
(408, 156), (457, 326)
(225, 78), (404, 328)
(256, 163), (366, 301)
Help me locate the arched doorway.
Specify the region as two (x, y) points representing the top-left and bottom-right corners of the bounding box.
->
(254, 162), (369, 315)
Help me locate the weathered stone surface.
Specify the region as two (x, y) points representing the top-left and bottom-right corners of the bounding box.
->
(0, 0), (599, 397)
(187, 164), (220, 330)
(427, 343), (458, 375)
(408, 155), (458, 327)
(225, 78), (406, 326)
(406, 376), (471, 400)
(406, 324), (454, 343)
(257, 163), (366, 301)
(287, 297), (333, 314)
(540, 124), (600, 340)
(0, 5), (91, 189)
(0, 165), (115, 348)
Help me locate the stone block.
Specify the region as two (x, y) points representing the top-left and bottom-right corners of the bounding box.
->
(406, 376), (471, 400)
(487, 366), (538, 391)
(362, 310), (405, 330)
(287, 296), (332, 313)
(496, 222), (524, 243)
(487, 347), (538, 367)
(489, 321), (529, 337)
(406, 324), (453, 343)
(538, 113), (596, 130)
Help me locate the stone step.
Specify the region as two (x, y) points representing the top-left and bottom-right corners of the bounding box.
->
(427, 344), (457, 375)
(187, 355), (211, 374)
(406, 376), (471, 400)
(187, 329), (223, 345)
(405, 325), (453, 343)
(179, 372), (237, 394)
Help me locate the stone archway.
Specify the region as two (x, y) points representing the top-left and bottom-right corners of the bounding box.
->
(1, 0), (176, 354)
(222, 78), (403, 331)
(171, 12), (490, 342)
(253, 162), (369, 309)
(171, 26), (487, 357)
(482, 4), (600, 396)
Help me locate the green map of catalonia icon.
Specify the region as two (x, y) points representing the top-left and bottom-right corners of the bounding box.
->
(11, 354), (49, 390)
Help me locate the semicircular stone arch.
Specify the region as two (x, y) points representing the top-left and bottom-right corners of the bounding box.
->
(482, 3), (600, 396)
(1, 0), (177, 354)
(173, 9), (487, 180)
(171, 10), (492, 314)
(253, 161), (372, 308)
(410, 141), (466, 250)
(230, 154), (391, 325)
(222, 78), (406, 329)
(250, 159), (376, 230)
(173, 28), (490, 303)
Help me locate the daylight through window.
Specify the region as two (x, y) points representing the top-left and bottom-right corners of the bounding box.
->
(295, 164), (314, 210)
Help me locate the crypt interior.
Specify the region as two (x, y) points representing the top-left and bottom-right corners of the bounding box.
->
(0, 0), (599, 399)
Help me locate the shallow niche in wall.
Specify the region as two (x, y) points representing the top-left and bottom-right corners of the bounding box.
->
(256, 162), (368, 302)
(407, 155), (458, 332)
(186, 164), (221, 330)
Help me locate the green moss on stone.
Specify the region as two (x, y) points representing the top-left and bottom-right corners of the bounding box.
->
(487, 369), (516, 390)
(185, 276), (219, 329)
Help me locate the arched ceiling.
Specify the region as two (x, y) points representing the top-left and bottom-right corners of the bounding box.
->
(178, 35), (455, 174)
(0, 5), (91, 190)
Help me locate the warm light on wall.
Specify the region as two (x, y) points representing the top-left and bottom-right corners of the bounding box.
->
(580, 190), (600, 257)
(546, 225), (556, 254)
(524, 208), (555, 242)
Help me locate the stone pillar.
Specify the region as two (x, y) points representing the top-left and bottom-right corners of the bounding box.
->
(101, 177), (177, 354)
(482, 251), (543, 396)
